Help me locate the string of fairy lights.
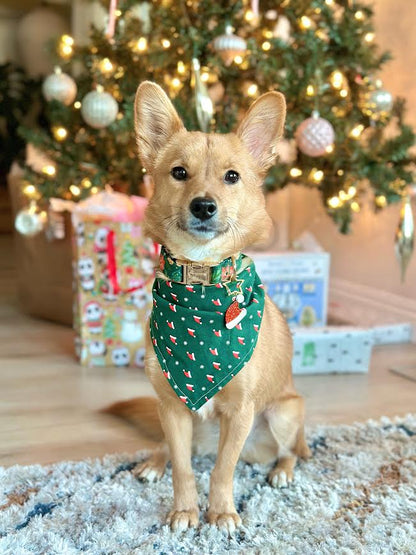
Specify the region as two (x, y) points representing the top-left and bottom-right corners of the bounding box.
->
(16, 0), (414, 279)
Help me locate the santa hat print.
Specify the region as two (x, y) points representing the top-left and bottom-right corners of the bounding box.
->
(225, 300), (247, 330)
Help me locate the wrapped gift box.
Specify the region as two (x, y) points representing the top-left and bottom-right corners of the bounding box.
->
(72, 190), (158, 368)
(372, 323), (413, 345)
(251, 251), (330, 327)
(292, 326), (374, 374)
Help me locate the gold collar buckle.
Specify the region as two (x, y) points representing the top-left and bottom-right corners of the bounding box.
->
(182, 262), (211, 285)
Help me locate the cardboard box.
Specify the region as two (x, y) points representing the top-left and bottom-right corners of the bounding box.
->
(251, 251), (330, 327)
(292, 326), (374, 375)
(8, 164), (73, 326)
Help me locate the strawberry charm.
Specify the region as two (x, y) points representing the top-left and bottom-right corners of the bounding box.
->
(225, 293), (246, 330)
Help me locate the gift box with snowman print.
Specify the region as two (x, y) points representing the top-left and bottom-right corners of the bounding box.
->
(72, 189), (159, 368)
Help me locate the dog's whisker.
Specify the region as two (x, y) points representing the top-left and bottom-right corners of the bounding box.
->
(226, 218), (245, 251)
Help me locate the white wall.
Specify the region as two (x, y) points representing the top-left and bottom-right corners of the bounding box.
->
(0, 7), (21, 63)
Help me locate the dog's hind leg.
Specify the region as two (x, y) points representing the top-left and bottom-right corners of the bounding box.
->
(265, 395), (311, 488)
(133, 443), (169, 482)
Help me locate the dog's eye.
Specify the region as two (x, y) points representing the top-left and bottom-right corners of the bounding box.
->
(171, 166), (188, 181)
(224, 170), (240, 185)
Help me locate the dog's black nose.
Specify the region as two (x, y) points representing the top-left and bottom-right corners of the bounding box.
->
(189, 197), (217, 221)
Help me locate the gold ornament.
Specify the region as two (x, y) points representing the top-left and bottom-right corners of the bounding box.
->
(212, 24), (247, 66)
(395, 195), (414, 282)
(192, 58), (214, 133)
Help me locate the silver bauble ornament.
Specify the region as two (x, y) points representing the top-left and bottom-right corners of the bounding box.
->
(81, 88), (119, 129)
(15, 202), (47, 237)
(212, 24), (247, 66)
(295, 111), (335, 157)
(42, 67), (77, 105)
(362, 88), (393, 120)
(395, 195), (414, 282)
(192, 58), (214, 133)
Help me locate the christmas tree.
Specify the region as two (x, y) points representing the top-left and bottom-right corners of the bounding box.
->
(103, 316), (116, 340)
(121, 239), (139, 269)
(19, 0), (415, 233)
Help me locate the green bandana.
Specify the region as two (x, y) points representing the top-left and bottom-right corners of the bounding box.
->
(150, 252), (265, 411)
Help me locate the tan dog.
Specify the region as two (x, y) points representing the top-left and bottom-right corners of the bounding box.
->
(107, 81), (310, 534)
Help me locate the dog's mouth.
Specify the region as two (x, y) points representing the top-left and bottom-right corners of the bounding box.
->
(177, 219), (228, 240)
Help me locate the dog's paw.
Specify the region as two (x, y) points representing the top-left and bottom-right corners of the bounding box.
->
(207, 511), (242, 534)
(268, 468), (294, 488)
(133, 460), (165, 482)
(167, 509), (199, 532)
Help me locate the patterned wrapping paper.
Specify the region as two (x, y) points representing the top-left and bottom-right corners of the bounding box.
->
(292, 326), (374, 374)
(72, 219), (158, 367)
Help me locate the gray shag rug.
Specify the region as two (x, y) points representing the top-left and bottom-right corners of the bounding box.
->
(1, 415), (416, 554)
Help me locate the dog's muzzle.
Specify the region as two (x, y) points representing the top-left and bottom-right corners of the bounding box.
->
(189, 197), (217, 221)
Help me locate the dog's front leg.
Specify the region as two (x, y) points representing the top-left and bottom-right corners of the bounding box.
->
(207, 403), (255, 533)
(158, 401), (199, 531)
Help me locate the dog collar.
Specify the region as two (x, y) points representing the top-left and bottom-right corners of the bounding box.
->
(159, 246), (243, 286)
(150, 255), (265, 411)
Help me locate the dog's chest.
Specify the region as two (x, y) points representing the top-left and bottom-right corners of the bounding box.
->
(196, 398), (216, 419)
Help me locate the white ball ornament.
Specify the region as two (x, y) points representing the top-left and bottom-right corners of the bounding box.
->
(15, 203), (47, 237)
(42, 68), (77, 106)
(295, 111), (335, 157)
(80, 88), (119, 129)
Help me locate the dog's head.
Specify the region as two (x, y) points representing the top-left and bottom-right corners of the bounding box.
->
(134, 81), (285, 262)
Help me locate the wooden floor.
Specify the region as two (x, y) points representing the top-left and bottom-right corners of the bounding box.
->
(1, 233), (415, 467)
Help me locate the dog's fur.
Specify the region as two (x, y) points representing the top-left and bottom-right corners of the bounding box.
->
(105, 82), (310, 533)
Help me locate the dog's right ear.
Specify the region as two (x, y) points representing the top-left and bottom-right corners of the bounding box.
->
(134, 81), (184, 172)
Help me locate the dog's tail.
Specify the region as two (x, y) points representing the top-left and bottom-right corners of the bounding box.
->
(101, 396), (165, 443)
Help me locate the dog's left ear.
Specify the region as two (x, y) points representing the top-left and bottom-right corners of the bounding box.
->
(134, 81), (185, 172)
(236, 91), (286, 175)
